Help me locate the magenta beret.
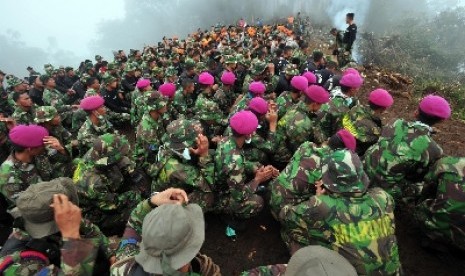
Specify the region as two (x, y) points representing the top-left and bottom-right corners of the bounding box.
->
(419, 95), (451, 120)
(248, 97), (268, 115)
(80, 95), (105, 111)
(340, 74), (364, 89)
(291, 76), (309, 91)
(302, 72), (317, 84)
(136, 79), (151, 89)
(221, 71), (236, 85)
(230, 111), (259, 135)
(337, 129), (356, 151)
(198, 72), (214, 85)
(343, 68), (360, 76)
(159, 83), (176, 99)
(9, 125), (48, 148)
(369, 89), (394, 108)
(248, 81), (266, 95)
(304, 85), (330, 104)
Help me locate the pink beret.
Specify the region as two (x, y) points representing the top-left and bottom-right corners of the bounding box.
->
(221, 71), (236, 85)
(136, 78), (151, 89)
(302, 72), (317, 84)
(248, 97), (268, 115)
(291, 76), (309, 91)
(9, 125), (48, 148)
(248, 81), (266, 95)
(340, 74), (364, 89)
(230, 111), (259, 135)
(198, 72), (214, 85)
(304, 85), (330, 104)
(419, 95), (451, 120)
(159, 83), (176, 99)
(336, 129), (356, 151)
(343, 68), (360, 76)
(80, 95), (105, 111)
(369, 89), (394, 108)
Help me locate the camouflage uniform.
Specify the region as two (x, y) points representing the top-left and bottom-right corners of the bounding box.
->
(275, 91), (299, 119)
(111, 200), (219, 275)
(42, 88), (74, 123)
(172, 89), (196, 120)
(320, 93), (359, 139)
(76, 116), (117, 156)
(0, 219), (112, 275)
(214, 85), (236, 116)
(149, 119), (215, 211)
(342, 104), (382, 155)
(194, 92), (227, 140)
(11, 106), (36, 125)
(240, 265), (287, 276)
(214, 136), (263, 219)
(364, 119), (443, 199)
(280, 150), (401, 275)
(74, 134), (142, 233)
(414, 156), (465, 250)
(269, 142), (330, 219)
(133, 91), (168, 170)
(241, 61), (267, 95)
(273, 102), (325, 164)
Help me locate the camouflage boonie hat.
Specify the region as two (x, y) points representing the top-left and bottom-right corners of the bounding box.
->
(224, 55), (237, 64)
(165, 66), (177, 77)
(195, 62), (207, 73)
(5, 75), (23, 88)
(196, 100), (222, 122)
(65, 66), (74, 72)
(102, 73), (117, 85)
(95, 55), (103, 61)
(34, 106), (58, 123)
(321, 149), (369, 194)
(164, 119), (203, 150)
(146, 91), (169, 112)
(107, 62), (118, 70)
(185, 59), (196, 68)
(151, 67), (164, 75)
(222, 47), (234, 56)
(284, 64), (299, 76)
(89, 133), (130, 166)
(250, 61), (267, 75)
(44, 64), (54, 74)
(84, 88), (98, 97)
(80, 73), (91, 84)
(84, 63), (94, 71)
(124, 63), (137, 72)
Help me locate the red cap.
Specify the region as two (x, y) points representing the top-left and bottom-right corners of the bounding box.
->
(80, 95), (105, 111)
(136, 79), (151, 89)
(9, 125), (48, 148)
(221, 71), (236, 85)
(419, 95), (451, 120)
(368, 89), (394, 108)
(198, 72), (214, 85)
(248, 81), (266, 95)
(291, 76), (309, 91)
(230, 111), (259, 135)
(340, 74), (364, 89)
(302, 72), (317, 84)
(248, 97), (268, 115)
(304, 85), (330, 104)
(336, 129), (356, 151)
(159, 83), (176, 99)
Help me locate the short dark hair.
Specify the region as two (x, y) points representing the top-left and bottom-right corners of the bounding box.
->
(86, 77), (98, 88)
(328, 133), (346, 150)
(418, 108), (443, 126)
(182, 78), (194, 89)
(12, 91), (27, 102)
(313, 51), (324, 62)
(347, 13), (355, 20)
(326, 61), (337, 70)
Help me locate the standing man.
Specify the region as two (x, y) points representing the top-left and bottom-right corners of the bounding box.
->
(343, 13), (357, 55)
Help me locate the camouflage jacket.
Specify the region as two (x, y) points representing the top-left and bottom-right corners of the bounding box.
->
(273, 102), (325, 163)
(320, 94), (359, 138)
(11, 106), (36, 125)
(240, 265), (287, 276)
(111, 200), (218, 276)
(134, 114), (164, 169)
(214, 86), (236, 116)
(280, 188), (400, 275)
(0, 153), (43, 207)
(130, 89), (147, 126)
(276, 91), (299, 119)
(42, 88), (72, 112)
(270, 142), (330, 217)
(172, 90), (196, 120)
(342, 105), (382, 154)
(77, 117), (116, 156)
(214, 137), (259, 202)
(363, 119), (443, 197)
(415, 156), (465, 250)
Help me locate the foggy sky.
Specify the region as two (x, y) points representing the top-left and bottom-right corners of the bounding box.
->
(1, 0), (464, 77)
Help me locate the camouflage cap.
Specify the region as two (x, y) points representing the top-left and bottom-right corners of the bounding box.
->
(284, 64), (299, 76)
(185, 58), (196, 68)
(64, 66), (74, 72)
(222, 47), (234, 56)
(124, 63), (137, 73)
(107, 62), (118, 70)
(95, 55), (103, 61)
(165, 66), (177, 77)
(146, 91), (169, 112)
(151, 67), (164, 75)
(89, 133), (130, 166)
(84, 63), (94, 71)
(196, 100), (222, 122)
(195, 62), (207, 73)
(80, 73), (91, 84)
(102, 73), (117, 85)
(5, 75), (23, 88)
(250, 61), (267, 75)
(321, 149), (369, 194)
(164, 119), (203, 150)
(34, 106), (58, 123)
(224, 55), (237, 64)
(44, 64), (54, 73)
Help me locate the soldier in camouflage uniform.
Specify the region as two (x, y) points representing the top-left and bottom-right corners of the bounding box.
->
(150, 66), (164, 91)
(241, 61), (268, 95)
(131, 78), (152, 126)
(35, 106), (75, 177)
(77, 95), (118, 156)
(320, 71), (364, 138)
(214, 71), (237, 116)
(279, 149), (401, 275)
(194, 73), (227, 140)
(214, 111), (278, 231)
(149, 119), (215, 211)
(11, 90), (35, 125)
(276, 74), (307, 119)
(364, 95), (451, 200)
(231, 81), (266, 117)
(172, 78), (196, 120)
(342, 88), (394, 155)
(74, 133), (144, 235)
(273, 85), (329, 165)
(134, 91), (168, 170)
(3, 75), (27, 116)
(41, 75), (76, 126)
(0, 178), (113, 275)
(111, 188), (220, 275)
(414, 156), (465, 251)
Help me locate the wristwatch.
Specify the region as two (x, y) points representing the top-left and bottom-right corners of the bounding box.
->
(147, 192), (159, 208)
